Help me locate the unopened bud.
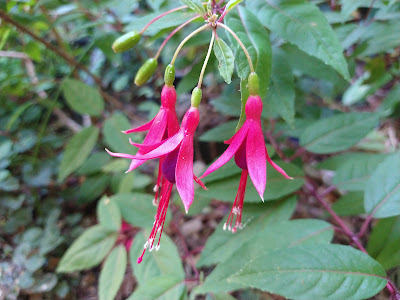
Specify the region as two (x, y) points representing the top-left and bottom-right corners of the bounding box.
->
(164, 64), (175, 87)
(248, 72), (259, 96)
(134, 58), (158, 86)
(112, 31), (141, 53)
(191, 87), (202, 108)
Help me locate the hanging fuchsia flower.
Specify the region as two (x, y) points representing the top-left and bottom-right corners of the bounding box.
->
(201, 74), (292, 233)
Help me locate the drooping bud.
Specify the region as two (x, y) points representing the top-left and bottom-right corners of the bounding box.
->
(164, 64), (175, 87)
(112, 31), (141, 53)
(248, 72), (259, 96)
(134, 58), (158, 86)
(190, 87), (202, 108)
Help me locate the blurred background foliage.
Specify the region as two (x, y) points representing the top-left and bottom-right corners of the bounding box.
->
(0, 0), (400, 299)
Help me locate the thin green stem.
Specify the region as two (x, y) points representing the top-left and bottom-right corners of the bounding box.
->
(171, 24), (210, 65)
(155, 16), (200, 60)
(216, 22), (254, 73)
(197, 30), (215, 88)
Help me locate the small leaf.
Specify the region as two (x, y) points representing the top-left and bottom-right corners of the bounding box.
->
(364, 153), (400, 218)
(58, 126), (99, 182)
(367, 216), (400, 270)
(214, 37), (235, 84)
(225, 0), (244, 12)
(99, 245), (127, 300)
(247, 0), (350, 81)
(300, 112), (379, 154)
(182, 0), (206, 16)
(112, 193), (171, 228)
(103, 112), (136, 154)
(225, 7), (272, 98)
(227, 245), (387, 300)
(97, 196), (122, 231)
(57, 225), (118, 273)
(62, 79), (105, 116)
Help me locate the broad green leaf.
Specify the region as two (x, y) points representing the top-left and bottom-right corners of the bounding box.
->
(130, 231), (185, 283)
(364, 153), (400, 218)
(103, 112), (136, 154)
(266, 48), (295, 125)
(57, 225), (118, 273)
(300, 112), (379, 154)
(226, 245), (387, 300)
(214, 37), (234, 84)
(195, 219), (333, 295)
(225, 7), (272, 97)
(112, 193), (171, 228)
(97, 196), (122, 231)
(62, 79), (104, 116)
(147, 0), (165, 10)
(77, 175), (110, 204)
(197, 197), (296, 267)
(6, 101), (33, 130)
(77, 152), (112, 175)
(99, 245), (127, 300)
(129, 231), (185, 300)
(182, 0), (206, 16)
(197, 160), (304, 202)
(58, 126), (99, 182)
(367, 216), (400, 270)
(332, 192), (365, 217)
(199, 120), (237, 142)
(332, 153), (388, 191)
(379, 83), (400, 117)
(128, 275), (186, 300)
(247, 0), (350, 81)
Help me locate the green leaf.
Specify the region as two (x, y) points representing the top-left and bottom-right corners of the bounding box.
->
(236, 79), (249, 130)
(225, 7), (272, 97)
(77, 175), (110, 204)
(197, 160), (304, 202)
(332, 153), (388, 191)
(129, 231), (185, 300)
(364, 153), (400, 218)
(225, 0), (244, 12)
(62, 79), (105, 116)
(98, 245), (127, 300)
(97, 196), (122, 231)
(197, 197), (296, 267)
(332, 192), (365, 217)
(112, 193), (171, 228)
(182, 0), (206, 16)
(57, 225), (118, 273)
(367, 216), (400, 270)
(199, 120), (237, 142)
(379, 83), (400, 117)
(247, 0), (350, 81)
(195, 219), (333, 295)
(300, 112), (379, 154)
(103, 112), (136, 154)
(214, 37), (235, 84)
(128, 275), (186, 300)
(77, 152), (112, 175)
(266, 48), (295, 125)
(58, 126), (99, 182)
(226, 245), (387, 300)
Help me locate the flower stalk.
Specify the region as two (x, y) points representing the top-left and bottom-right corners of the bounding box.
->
(197, 30), (215, 88)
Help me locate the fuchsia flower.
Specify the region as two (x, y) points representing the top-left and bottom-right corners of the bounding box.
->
(201, 94), (292, 233)
(133, 105), (205, 263)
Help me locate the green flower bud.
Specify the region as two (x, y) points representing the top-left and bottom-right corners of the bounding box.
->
(164, 64), (175, 87)
(134, 58), (158, 86)
(248, 72), (259, 96)
(112, 31), (141, 53)
(191, 87), (202, 108)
